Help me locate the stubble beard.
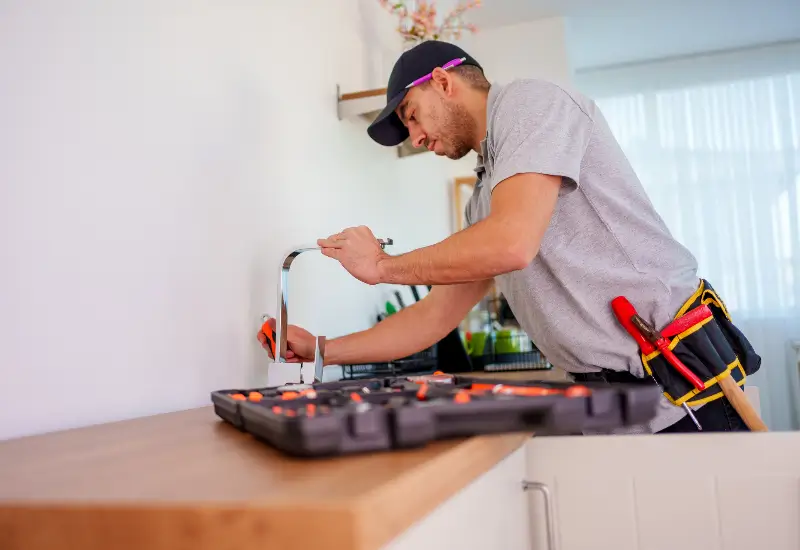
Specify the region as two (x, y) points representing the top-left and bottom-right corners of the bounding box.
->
(439, 101), (477, 160)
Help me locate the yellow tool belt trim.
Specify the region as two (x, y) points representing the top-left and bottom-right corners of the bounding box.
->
(675, 282), (732, 322)
(642, 280), (745, 407)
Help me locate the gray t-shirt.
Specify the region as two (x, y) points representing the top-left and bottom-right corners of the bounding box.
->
(465, 79), (701, 433)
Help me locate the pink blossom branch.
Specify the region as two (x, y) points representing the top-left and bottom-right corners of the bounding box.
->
(377, 0), (480, 43)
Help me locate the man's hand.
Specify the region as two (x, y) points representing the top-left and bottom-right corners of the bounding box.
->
(375, 173), (562, 285)
(257, 280), (492, 367)
(257, 317), (316, 363)
(317, 226), (388, 285)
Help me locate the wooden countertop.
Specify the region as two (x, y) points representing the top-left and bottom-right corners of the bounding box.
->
(0, 405), (531, 550)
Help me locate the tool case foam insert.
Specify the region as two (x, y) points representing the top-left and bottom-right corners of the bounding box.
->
(211, 374), (662, 457)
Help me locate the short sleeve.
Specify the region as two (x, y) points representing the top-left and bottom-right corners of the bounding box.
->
(489, 80), (594, 195)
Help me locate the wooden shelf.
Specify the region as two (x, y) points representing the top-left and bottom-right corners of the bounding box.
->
(337, 85), (428, 158)
(337, 86), (386, 120)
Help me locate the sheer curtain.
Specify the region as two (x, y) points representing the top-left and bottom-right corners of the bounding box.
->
(578, 44), (800, 430)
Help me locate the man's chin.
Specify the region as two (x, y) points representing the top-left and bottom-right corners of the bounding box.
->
(433, 141), (470, 159)
(445, 149), (469, 160)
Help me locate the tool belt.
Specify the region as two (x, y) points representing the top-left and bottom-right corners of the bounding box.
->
(640, 279), (761, 407)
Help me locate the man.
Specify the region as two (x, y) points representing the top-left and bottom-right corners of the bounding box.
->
(259, 40), (757, 433)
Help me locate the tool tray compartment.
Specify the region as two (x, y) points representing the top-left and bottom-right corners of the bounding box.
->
(210, 379), (378, 430)
(211, 374), (661, 457)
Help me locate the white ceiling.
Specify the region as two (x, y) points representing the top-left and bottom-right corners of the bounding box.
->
(466, 0), (638, 24)
(464, 0), (800, 70)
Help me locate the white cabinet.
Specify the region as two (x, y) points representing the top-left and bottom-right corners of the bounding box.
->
(385, 443), (533, 550)
(524, 432), (800, 550)
(385, 431), (800, 550)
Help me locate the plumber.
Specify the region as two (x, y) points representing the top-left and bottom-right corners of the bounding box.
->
(259, 40), (762, 434)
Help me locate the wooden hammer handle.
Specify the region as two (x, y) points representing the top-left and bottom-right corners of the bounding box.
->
(718, 375), (768, 431)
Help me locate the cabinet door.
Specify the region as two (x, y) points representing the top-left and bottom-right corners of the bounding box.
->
(385, 445), (531, 550)
(524, 433), (800, 550)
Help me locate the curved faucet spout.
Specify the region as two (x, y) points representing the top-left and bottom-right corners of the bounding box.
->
(273, 238), (393, 363)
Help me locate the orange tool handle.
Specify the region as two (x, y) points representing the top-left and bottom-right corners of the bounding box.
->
(470, 383), (571, 397)
(494, 386), (564, 397)
(260, 320), (277, 358)
(469, 383), (497, 393)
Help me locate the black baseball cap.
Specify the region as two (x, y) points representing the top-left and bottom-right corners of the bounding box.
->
(367, 40), (482, 147)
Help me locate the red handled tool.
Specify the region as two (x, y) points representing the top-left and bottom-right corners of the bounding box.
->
(611, 296), (704, 431)
(661, 304), (713, 339)
(614, 301), (767, 432)
(611, 297), (705, 391)
(611, 297), (656, 355)
(260, 318), (277, 359)
(630, 316), (706, 392)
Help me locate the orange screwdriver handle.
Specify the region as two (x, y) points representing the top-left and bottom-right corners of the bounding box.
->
(260, 320), (277, 359)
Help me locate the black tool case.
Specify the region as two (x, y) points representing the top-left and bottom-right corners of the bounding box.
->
(210, 374), (661, 457)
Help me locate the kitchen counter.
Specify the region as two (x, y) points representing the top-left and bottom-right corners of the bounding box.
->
(3, 369), (799, 550)
(0, 403), (531, 550)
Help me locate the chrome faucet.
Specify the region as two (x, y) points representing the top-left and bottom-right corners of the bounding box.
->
(272, 238), (393, 381)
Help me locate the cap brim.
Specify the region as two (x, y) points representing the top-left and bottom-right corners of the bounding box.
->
(367, 91), (409, 147)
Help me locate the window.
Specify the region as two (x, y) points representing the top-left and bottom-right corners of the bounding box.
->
(595, 72), (800, 318)
(577, 43), (800, 430)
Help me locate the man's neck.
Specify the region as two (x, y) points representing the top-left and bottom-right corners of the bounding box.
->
(467, 88), (489, 153)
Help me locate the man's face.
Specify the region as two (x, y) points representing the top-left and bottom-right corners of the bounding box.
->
(396, 86), (475, 160)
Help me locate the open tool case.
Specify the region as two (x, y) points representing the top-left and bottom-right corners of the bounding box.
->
(211, 373), (662, 457)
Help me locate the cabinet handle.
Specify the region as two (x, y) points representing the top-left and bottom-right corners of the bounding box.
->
(522, 480), (556, 550)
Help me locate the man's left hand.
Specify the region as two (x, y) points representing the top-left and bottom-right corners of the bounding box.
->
(318, 226), (388, 285)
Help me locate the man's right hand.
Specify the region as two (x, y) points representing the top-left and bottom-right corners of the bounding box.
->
(257, 280), (492, 367)
(257, 317), (316, 363)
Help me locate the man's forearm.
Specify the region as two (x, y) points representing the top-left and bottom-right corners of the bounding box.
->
(324, 280), (492, 366)
(377, 217), (530, 286)
(324, 301), (447, 365)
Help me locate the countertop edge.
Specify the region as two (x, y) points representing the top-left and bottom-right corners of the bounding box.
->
(0, 433), (532, 550)
(0, 503), (356, 550)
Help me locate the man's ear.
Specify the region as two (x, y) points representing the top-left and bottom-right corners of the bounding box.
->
(429, 67), (454, 97)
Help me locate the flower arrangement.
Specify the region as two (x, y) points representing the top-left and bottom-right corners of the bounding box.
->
(377, 0), (481, 45)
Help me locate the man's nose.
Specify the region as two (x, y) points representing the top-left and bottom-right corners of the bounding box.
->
(410, 129), (426, 149)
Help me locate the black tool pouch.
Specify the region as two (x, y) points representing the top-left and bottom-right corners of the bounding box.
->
(642, 280), (761, 407)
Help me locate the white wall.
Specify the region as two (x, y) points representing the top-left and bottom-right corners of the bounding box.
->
(0, 0), (478, 440)
(460, 17), (572, 85)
